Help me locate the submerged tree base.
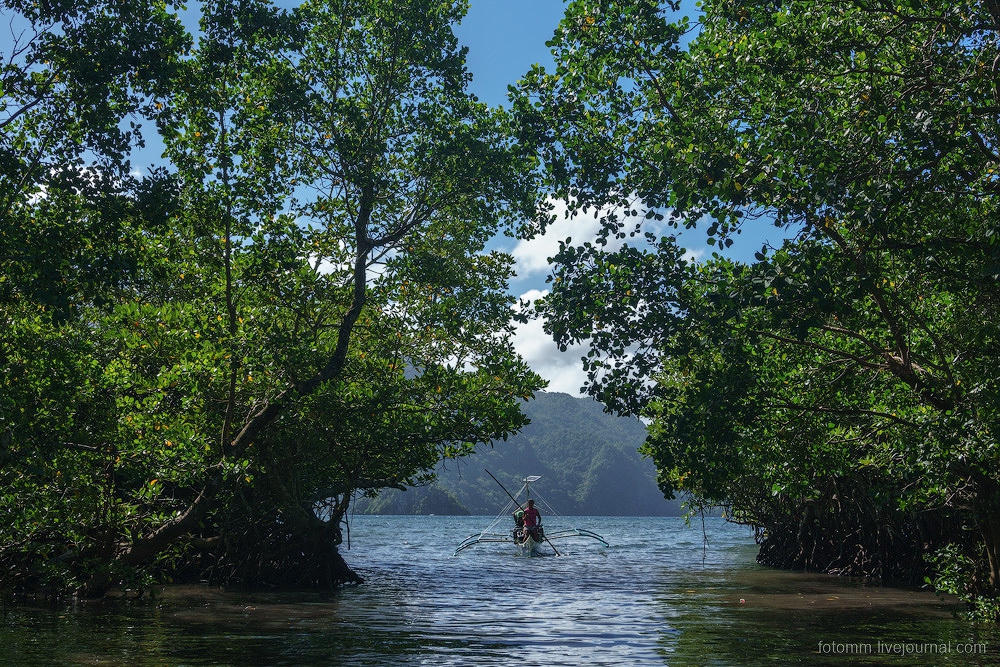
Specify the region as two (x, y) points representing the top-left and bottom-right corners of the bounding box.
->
(750, 497), (955, 587)
(745, 496), (1000, 620)
(1, 510), (366, 601)
(165, 510), (366, 592)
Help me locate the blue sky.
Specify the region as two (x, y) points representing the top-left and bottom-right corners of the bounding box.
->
(455, 0), (567, 108)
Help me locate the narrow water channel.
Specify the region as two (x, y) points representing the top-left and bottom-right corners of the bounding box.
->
(2, 516), (996, 665)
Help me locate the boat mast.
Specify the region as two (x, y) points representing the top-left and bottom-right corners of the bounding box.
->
(523, 475), (541, 503)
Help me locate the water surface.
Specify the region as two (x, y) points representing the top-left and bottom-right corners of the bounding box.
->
(2, 516), (997, 665)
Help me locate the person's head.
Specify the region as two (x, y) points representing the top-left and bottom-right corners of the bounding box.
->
(527, 499), (534, 507)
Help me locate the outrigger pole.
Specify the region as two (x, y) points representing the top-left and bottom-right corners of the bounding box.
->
(484, 469), (560, 556)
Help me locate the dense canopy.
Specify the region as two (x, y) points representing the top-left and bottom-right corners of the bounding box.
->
(514, 0), (1000, 615)
(0, 0), (543, 595)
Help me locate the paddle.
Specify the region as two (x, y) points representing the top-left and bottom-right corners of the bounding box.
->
(485, 469), (561, 556)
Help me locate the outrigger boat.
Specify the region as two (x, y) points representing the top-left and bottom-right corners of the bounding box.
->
(454, 473), (609, 556)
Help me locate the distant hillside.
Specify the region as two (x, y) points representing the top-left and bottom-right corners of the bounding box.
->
(355, 391), (683, 516)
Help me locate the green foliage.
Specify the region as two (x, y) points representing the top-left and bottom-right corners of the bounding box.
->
(0, 0), (189, 318)
(1, 0), (543, 595)
(514, 0), (1000, 609)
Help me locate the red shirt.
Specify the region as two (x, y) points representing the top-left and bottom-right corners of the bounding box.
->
(523, 506), (540, 528)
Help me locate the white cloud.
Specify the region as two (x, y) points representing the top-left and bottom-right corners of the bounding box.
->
(506, 200), (657, 398)
(510, 197), (686, 283)
(681, 246), (706, 265)
(510, 202), (606, 278)
(502, 198), (724, 397)
(511, 289), (589, 397)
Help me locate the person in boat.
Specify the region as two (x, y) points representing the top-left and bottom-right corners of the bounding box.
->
(521, 499), (541, 543)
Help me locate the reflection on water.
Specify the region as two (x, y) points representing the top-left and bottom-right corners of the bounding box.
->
(1, 516), (998, 666)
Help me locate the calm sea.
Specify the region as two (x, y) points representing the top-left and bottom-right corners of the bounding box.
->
(2, 515), (998, 666)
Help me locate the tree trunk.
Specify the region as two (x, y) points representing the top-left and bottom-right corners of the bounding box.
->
(951, 459), (1000, 593)
(981, 508), (1000, 591)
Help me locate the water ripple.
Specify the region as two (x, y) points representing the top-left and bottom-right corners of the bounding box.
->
(2, 517), (994, 666)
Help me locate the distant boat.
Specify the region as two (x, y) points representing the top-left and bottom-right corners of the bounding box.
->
(453, 474), (609, 556)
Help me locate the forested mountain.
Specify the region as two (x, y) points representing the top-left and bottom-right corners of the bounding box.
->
(355, 392), (683, 516)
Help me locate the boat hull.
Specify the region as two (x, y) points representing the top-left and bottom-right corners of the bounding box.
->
(517, 534), (543, 556)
